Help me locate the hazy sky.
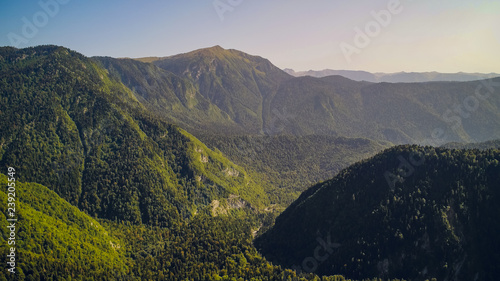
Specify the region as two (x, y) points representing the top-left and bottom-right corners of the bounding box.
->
(1, 0), (499, 73)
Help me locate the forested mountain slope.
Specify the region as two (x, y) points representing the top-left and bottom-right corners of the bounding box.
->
(269, 75), (500, 143)
(256, 146), (500, 280)
(199, 134), (389, 204)
(0, 174), (304, 280)
(0, 45), (269, 226)
(0, 171), (411, 280)
(0, 173), (126, 280)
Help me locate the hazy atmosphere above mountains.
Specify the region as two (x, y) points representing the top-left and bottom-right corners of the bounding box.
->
(1, 0), (500, 73)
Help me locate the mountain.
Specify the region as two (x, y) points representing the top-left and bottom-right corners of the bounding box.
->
(255, 145), (500, 280)
(268, 75), (500, 143)
(139, 47), (500, 144)
(3, 45), (499, 219)
(0, 173), (127, 279)
(0, 173), (300, 280)
(0, 45), (269, 227)
(95, 51), (392, 206)
(284, 69), (380, 82)
(2, 44), (499, 280)
(94, 56), (239, 134)
(92, 46), (500, 208)
(1, 174), (415, 280)
(148, 45), (292, 134)
(286, 69), (500, 83)
(7, 173), (412, 280)
(199, 134), (389, 205)
(99, 47), (500, 144)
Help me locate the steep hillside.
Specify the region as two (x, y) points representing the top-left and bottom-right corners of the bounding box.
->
(256, 146), (500, 280)
(199, 134), (389, 204)
(150, 45), (293, 134)
(0, 174), (304, 280)
(0, 45), (268, 226)
(0, 173), (127, 279)
(269, 75), (500, 143)
(94, 56), (240, 133)
(118, 46), (500, 144)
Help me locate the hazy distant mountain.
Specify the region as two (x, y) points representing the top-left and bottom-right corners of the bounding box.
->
(270, 75), (500, 143)
(285, 69), (500, 83)
(381, 71), (500, 83)
(119, 46), (500, 144)
(284, 68), (380, 82)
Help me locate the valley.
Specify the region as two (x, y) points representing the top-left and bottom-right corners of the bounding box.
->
(1, 45), (499, 280)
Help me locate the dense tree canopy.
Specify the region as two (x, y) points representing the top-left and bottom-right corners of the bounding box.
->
(256, 146), (500, 280)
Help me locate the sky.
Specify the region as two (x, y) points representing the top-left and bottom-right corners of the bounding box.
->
(1, 0), (499, 73)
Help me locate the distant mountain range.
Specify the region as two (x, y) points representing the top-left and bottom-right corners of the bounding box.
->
(3, 45), (499, 215)
(283, 68), (500, 83)
(2, 44), (500, 280)
(95, 46), (500, 144)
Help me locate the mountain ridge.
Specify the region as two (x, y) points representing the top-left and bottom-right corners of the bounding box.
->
(256, 145), (500, 280)
(2, 44), (500, 280)
(0, 45), (270, 227)
(284, 68), (500, 83)
(101, 46), (500, 144)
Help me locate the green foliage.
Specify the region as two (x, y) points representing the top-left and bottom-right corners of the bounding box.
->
(256, 145), (500, 280)
(0, 45), (270, 227)
(103, 212), (287, 280)
(0, 173), (127, 280)
(199, 134), (388, 205)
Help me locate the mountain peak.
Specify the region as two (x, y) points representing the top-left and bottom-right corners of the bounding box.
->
(171, 45), (229, 59)
(207, 45), (224, 51)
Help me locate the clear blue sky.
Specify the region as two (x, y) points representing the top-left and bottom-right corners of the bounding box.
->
(1, 0), (499, 73)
